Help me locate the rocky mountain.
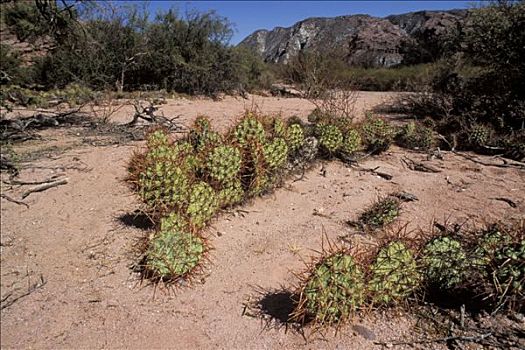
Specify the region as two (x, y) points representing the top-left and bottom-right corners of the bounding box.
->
(239, 10), (468, 67)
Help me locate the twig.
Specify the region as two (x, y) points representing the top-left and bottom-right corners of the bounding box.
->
(490, 197), (518, 208)
(354, 166), (393, 180)
(6, 174), (65, 186)
(0, 193), (29, 208)
(21, 178), (68, 199)
(374, 332), (492, 347)
(453, 151), (525, 170)
(401, 156), (441, 173)
(0, 275), (47, 310)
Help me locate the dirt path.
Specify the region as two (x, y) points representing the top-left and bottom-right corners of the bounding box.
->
(1, 94), (524, 349)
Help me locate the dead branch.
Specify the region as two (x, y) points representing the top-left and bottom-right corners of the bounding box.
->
(127, 99), (185, 133)
(21, 178), (68, 199)
(453, 151), (525, 170)
(355, 166), (393, 180)
(0, 193), (29, 208)
(374, 332), (492, 347)
(6, 174), (65, 186)
(401, 156), (442, 173)
(490, 197), (518, 208)
(0, 274), (46, 310)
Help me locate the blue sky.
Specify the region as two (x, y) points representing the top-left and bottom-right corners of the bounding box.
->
(147, 1), (475, 44)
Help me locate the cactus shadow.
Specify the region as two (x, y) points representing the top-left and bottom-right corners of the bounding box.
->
(118, 210), (155, 230)
(258, 290), (298, 324)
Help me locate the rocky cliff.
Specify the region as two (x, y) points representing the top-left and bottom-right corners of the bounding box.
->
(239, 10), (468, 67)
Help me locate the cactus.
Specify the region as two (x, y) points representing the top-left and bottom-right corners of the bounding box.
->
(468, 124), (490, 147)
(138, 159), (190, 211)
(318, 124), (343, 153)
(422, 236), (467, 290)
(398, 122), (435, 150)
(493, 240), (524, 297)
(146, 129), (170, 150)
(368, 242), (420, 305)
(145, 213), (205, 282)
(359, 197), (400, 229)
(299, 252), (365, 325)
(234, 115), (266, 146)
(341, 129), (362, 155)
(361, 116), (395, 153)
(471, 226), (511, 269)
(206, 145), (242, 183)
(273, 118), (287, 138)
(286, 123), (305, 152)
(218, 178), (244, 207)
(263, 137), (289, 169)
(186, 181), (219, 228)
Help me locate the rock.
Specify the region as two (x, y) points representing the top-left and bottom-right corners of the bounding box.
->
(352, 324), (376, 340)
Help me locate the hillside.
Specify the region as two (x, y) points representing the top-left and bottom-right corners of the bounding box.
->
(238, 10), (468, 67)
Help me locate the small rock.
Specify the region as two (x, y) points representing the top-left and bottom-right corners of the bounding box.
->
(352, 324), (376, 340)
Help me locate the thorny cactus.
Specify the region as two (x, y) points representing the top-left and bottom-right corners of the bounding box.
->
(318, 124), (343, 154)
(471, 227), (511, 269)
(273, 118), (286, 138)
(341, 129), (362, 155)
(359, 197), (400, 229)
(206, 145), (242, 184)
(397, 122), (435, 150)
(361, 116), (396, 153)
(297, 252), (365, 325)
(468, 124), (491, 147)
(145, 213), (205, 282)
(368, 241), (420, 305)
(138, 159), (190, 211)
(263, 137), (289, 169)
(422, 236), (467, 290)
(218, 178), (244, 207)
(186, 181), (219, 228)
(234, 115), (266, 146)
(286, 123), (305, 152)
(493, 240), (524, 298)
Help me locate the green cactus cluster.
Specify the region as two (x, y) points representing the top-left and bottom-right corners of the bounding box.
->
(186, 181), (219, 228)
(369, 242), (420, 305)
(206, 145), (242, 183)
(273, 118), (287, 138)
(318, 124), (344, 153)
(493, 240), (524, 296)
(234, 115), (266, 145)
(286, 123), (305, 152)
(471, 226), (511, 269)
(359, 197), (400, 229)
(397, 122), (435, 150)
(145, 213), (205, 282)
(263, 137), (289, 169)
(138, 160), (191, 211)
(341, 129), (362, 155)
(218, 179), (244, 207)
(468, 124), (490, 147)
(422, 236), (467, 290)
(300, 252), (365, 325)
(361, 116), (396, 153)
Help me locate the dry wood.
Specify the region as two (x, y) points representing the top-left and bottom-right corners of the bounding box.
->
(0, 275), (46, 310)
(490, 197), (518, 208)
(453, 151), (525, 170)
(0, 193), (29, 208)
(374, 332), (492, 347)
(401, 156), (442, 173)
(356, 166), (393, 180)
(21, 178), (68, 199)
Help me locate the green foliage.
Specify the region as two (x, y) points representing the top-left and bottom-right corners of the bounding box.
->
(471, 227), (511, 269)
(301, 252), (365, 325)
(361, 116), (396, 153)
(186, 181), (219, 228)
(206, 145), (242, 183)
(468, 124), (491, 147)
(318, 124), (343, 154)
(341, 129), (362, 155)
(263, 137), (288, 169)
(145, 213), (205, 281)
(359, 197), (400, 229)
(285, 123), (305, 152)
(369, 242), (420, 305)
(422, 236), (467, 290)
(272, 118), (286, 138)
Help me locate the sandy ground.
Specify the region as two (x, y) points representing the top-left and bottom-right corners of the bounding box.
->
(1, 93), (524, 349)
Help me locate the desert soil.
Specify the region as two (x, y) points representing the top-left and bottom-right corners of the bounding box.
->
(1, 92), (524, 349)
